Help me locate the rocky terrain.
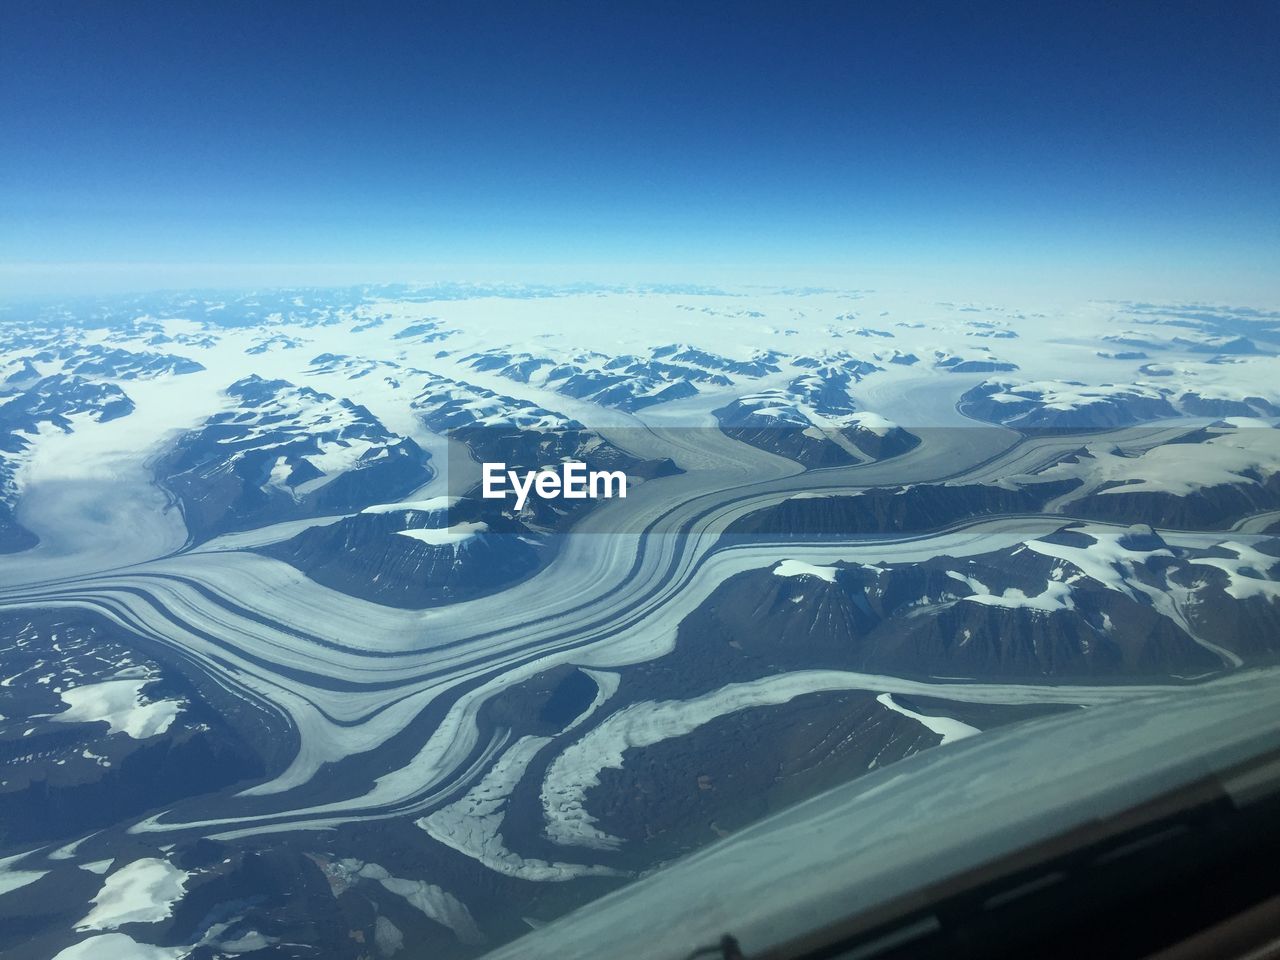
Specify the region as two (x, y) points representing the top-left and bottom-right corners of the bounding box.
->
(155, 375), (434, 543)
(0, 288), (1277, 960)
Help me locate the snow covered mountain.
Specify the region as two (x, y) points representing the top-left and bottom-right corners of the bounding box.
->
(261, 496), (544, 607)
(1035, 421), (1280, 529)
(155, 375), (434, 543)
(961, 377), (1280, 429)
(411, 372), (678, 528)
(714, 361), (919, 467)
(452, 342), (774, 412)
(700, 524), (1276, 679)
(0, 286), (1278, 960)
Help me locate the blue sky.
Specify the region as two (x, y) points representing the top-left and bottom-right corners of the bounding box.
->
(2, 1), (1277, 298)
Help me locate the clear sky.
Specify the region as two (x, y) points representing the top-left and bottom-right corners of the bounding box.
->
(2, 1), (1277, 299)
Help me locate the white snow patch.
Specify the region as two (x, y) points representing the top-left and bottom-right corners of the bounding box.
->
(76, 858), (189, 931)
(876, 694), (979, 744)
(362, 496), (462, 515)
(54, 679), (181, 740)
(962, 579), (1075, 614)
(52, 933), (186, 960)
(1188, 542), (1280, 601)
(774, 560), (838, 583)
(0, 851), (45, 898)
(1042, 429), (1280, 499)
(847, 411), (898, 436)
(394, 521), (487, 547)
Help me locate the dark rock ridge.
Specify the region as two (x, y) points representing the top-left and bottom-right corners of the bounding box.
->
(28, 343), (205, 379)
(261, 498), (543, 608)
(713, 361), (920, 467)
(394, 318), (456, 342)
(0, 609), (270, 847)
(1097, 350), (1149, 360)
(412, 374), (679, 529)
(962, 378), (1280, 430)
(1172, 334), (1266, 355)
(725, 479), (1080, 538)
(934, 352), (1019, 373)
(156, 375), (433, 543)
(652, 343), (783, 377)
(245, 333), (307, 354)
(455, 343), (783, 412)
(306, 352), (404, 380)
(1031, 424), (1280, 529)
(671, 527), (1263, 679)
(1176, 392), (1280, 418)
(0, 374), (135, 430)
(960, 380), (1177, 429)
(716, 405), (919, 468)
(1068, 473), (1280, 530)
(1175, 542), (1280, 662)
